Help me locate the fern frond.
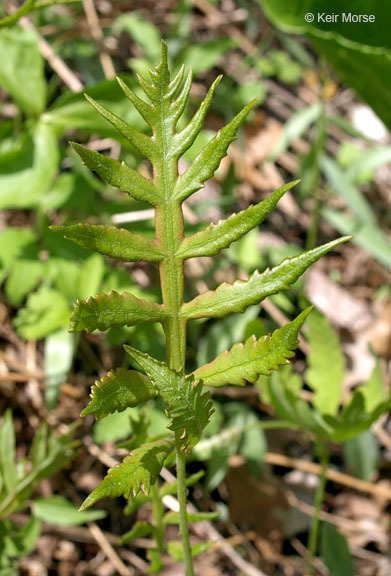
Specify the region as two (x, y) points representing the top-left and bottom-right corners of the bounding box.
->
(50, 224), (164, 263)
(70, 291), (167, 333)
(81, 369), (156, 420)
(193, 308), (311, 387)
(125, 347), (214, 451)
(182, 237), (351, 319)
(79, 439), (174, 510)
(178, 181), (299, 259)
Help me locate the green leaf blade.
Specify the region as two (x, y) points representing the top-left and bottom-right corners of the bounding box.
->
(70, 291), (167, 333)
(305, 309), (345, 416)
(79, 439), (174, 510)
(50, 224), (163, 263)
(193, 308), (312, 387)
(173, 98), (257, 202)
(84, 94), (156, 160)
(173, 75), (222, 158)
(124, 347), (214, 451)
(71, 143), (160, 205)
(81, 369), (156, 420)
(178, 180), (299, 259)
(183, 237), (351, 319)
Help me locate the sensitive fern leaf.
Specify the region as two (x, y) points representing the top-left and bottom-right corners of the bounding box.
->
(193, 308), (312, 387)
(81, 369), (156, 420)
(79, 439), (174, 511)
(51, 224), (164, 263)
(178, 181), (299, 259)
(182, 237), (351, 319)
(70, 291), (167, 333)
(125, 346), (214, 451)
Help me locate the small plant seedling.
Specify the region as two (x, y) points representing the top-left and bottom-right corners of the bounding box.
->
(52, 42), (350, 574)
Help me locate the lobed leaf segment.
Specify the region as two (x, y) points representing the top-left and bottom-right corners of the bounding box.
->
(53, 42), (350, 531)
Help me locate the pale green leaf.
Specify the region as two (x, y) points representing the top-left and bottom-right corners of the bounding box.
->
(0, 123), (59, 210)
(81, 369), (156, 420)
(113, 13), (161, 62)
(269, 104), (322, 161)
(5, 259), (44, 306)
(343, 430), (379, 481)
(167, 540), (212, 561)
(33, 496), (106, 526)
(358, 357), (385, 412)
(178, 180), (299, 259)
(121, 521), (154, 544)
(193, 308), (311, 387)
(0, 25), (46, 116)
(321, 523), (354, 576)
(0, 411), (17, 494)
(305, 309), (345, 416)
(71, 142), (160, 205)
(44, 329), (75, 409)
(50, 223), (163, 263)
(14, 287), (70, 340)
(183, 237), (351, 319)
(78, 254), (105, 301)
(124, 347), (214, 451)
(79, 439), (174, 510)
(173, 99), (257, 202)
(70, 290), (167, 333)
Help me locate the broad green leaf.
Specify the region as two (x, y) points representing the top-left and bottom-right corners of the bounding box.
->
(81, 369), (156, 420)
(121, 521), (155, 544)
(181, 38), (236, 75)
(0, 411), (17, 494)
(93, 408), (134, 445)
(183, 237), (351, 319)
(14, 287), (70, 340)
(178, 181), (299, 259)
(51, 223), (163, 263)
(269, 104), (322, 161)
(173, 75), (222, 158)
(5, 259), (44, 306)
(79, 439), (174, 510)
(260, 0), (391, 127)
(0, 228), (36, 270)
(71, 143), (160, 206)
(125, 347), (213, 451)
(70, 290), (167, 333)
(84, 95), (156, 160)
(113, 13), (162, 63)
(358, 358), (385, 412)
(44, 329), (75, 409)
(343, 430), (379, 481)
(163, 511), (219, 525)
(320, 523), (354, 576)
(193, 308), (311, 387)
(45, 73), (146, 133)
(305, 309), (345, 416)
(33, 496), (106, 526)
(173, 99), (257, 202)
(78, 254), (105, 301)
(167, 540), (212, 561)
(0, 25), (46, 116)
(0, 123), (59, 210)
(324, 391), (390, 443)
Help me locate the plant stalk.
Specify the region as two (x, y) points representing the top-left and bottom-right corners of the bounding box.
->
(305, 438), (329, 575)
(154, 80), (194, 573)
